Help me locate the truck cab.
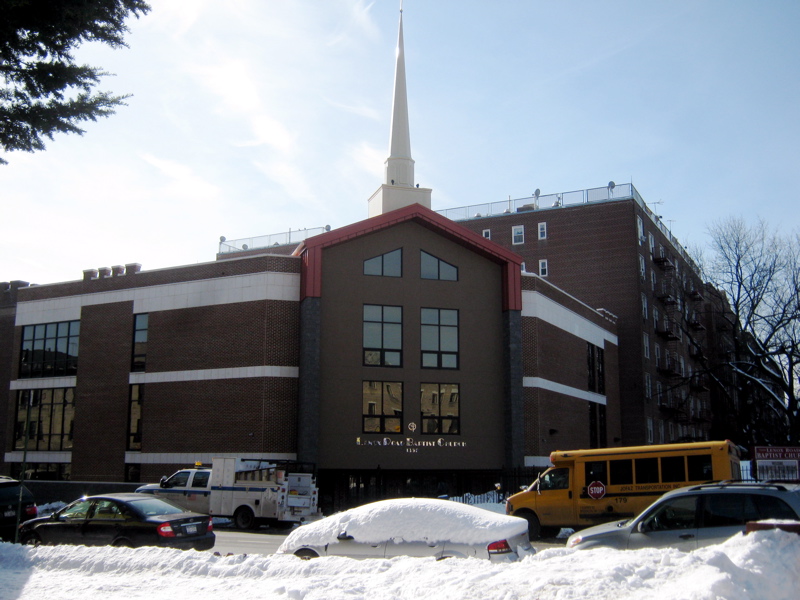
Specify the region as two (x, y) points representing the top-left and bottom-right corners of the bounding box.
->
(137, 466), (212, 514)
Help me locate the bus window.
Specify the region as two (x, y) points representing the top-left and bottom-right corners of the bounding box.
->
(661, 456), (686, 483)
(609, 459), (633, 485)
(687, 454), (713, 480)
(585, 461), (607, 487)
(635, 458), (659, 484)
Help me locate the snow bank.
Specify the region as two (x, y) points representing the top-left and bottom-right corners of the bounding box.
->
(278, 498), (528, 551)
(1, 529), (799, 600)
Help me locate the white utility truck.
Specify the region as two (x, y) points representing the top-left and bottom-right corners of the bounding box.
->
(136, 457), (321, 529)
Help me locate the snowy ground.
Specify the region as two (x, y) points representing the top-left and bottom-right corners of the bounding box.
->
(0, 527), (797, 600)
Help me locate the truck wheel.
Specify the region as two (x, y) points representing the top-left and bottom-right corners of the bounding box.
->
(234, 506), (256, 530)
(519, 512), (542, 540)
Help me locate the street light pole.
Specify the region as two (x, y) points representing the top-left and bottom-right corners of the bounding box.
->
(14, 391), (32, 544)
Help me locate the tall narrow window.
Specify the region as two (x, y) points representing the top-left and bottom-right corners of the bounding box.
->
(363, 249), (402, 277)
(421, 383), (459, 434)
(132, 314), (148, 372)
(512, 225), (524, 245)
(420, 251), (458, 281)
(539, 259), (548, 277)
(363, 305), (402, 367)
(588, 343), (605, 394)
(128, 384), (143, 450)
(641, 293), (648, 319)
(538, 222), (547, 240)
(637, 216), (644, 244)
(639, 255), (646, 280)
(362, 381), (403, 433)
(421, 308), (459, 369)
(643, 332), (650, 359)
(19, 320), (80, 378)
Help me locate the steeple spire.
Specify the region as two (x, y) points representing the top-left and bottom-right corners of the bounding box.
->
(386, 7), (413, 187)
(367, 3), (432, 218)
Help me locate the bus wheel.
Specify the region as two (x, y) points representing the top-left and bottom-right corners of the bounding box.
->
(539, 526), (561, 538)
(519, 511), (542, 540)
(234, 506), (256, 530)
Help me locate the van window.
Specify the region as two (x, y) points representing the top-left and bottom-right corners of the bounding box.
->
(687, 454), (713, 480)
(585, 461), (607, 487)
(609, 459), (633, 485)
(635, 458), (659, 484)
(661, 456), (686, 483)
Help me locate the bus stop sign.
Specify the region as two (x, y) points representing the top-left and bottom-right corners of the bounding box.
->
(587, 481), (606, 499)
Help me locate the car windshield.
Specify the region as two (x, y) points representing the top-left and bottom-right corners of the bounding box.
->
(126, 497), (188, 517)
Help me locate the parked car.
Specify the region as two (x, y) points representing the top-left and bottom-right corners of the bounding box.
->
(18, 492), (215, 551)
(567, 481), (800, 551)
(0, 476), (37, 541)
(277, 497), (534, 562)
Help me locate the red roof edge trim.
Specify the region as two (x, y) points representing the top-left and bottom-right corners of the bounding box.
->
(299, 203), (523, 310)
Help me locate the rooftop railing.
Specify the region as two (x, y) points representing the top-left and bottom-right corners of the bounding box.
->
(218, 226), (330, 255)
(436, 183), (699, 276)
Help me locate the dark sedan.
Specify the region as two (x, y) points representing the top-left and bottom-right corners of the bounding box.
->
(18, 492), (215, 551)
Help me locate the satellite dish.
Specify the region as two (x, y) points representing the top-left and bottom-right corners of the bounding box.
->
(325, 224), (331, 232)
(219, 236), (226, 242)
(608, 181), (616, 190)
(534, 189), (540, 199)
(242, 244), (248, 250)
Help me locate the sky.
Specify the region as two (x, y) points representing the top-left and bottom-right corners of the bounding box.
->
(2, 0), (799, 286)
(2, 518), (799, 599)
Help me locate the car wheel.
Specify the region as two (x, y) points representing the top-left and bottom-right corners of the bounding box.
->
(234, 506), (256, 530)
(294, 548), (319, 560)
(112, 538), (134, 548)
(519, 511), (542, 539)
(20, 532), (41, 547)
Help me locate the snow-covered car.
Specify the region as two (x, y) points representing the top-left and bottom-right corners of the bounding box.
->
(567, 481), (800, 551)
(277, 497), (534, 561)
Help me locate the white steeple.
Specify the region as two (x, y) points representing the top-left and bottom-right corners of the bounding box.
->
(368, 5), (431, 217)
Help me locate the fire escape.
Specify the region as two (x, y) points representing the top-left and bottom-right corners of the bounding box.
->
(654, 248), (711, 438)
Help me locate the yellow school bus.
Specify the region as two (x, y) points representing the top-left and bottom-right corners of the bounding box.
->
(505, 441), (741, 538)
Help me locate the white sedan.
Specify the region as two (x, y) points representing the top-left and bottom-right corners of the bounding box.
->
(277, 497), (534, 562)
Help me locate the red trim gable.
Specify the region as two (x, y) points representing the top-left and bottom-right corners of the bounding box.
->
(295, 203), (523, 311)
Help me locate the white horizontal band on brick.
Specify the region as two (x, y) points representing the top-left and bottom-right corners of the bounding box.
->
(523, 376), (607, 405)
(522, 290), (618, 347)
(129, 365), (299, 384)
(4, 451), (72, 463)
(15, 272), (301, 326)
(10, 376), (77, 390)
(124, 452), (297, 465)
(524, 455), (553, 468)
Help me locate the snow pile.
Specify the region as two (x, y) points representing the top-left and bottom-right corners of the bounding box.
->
(1, 528), (799, 600)
(277, 498), (528, 550)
